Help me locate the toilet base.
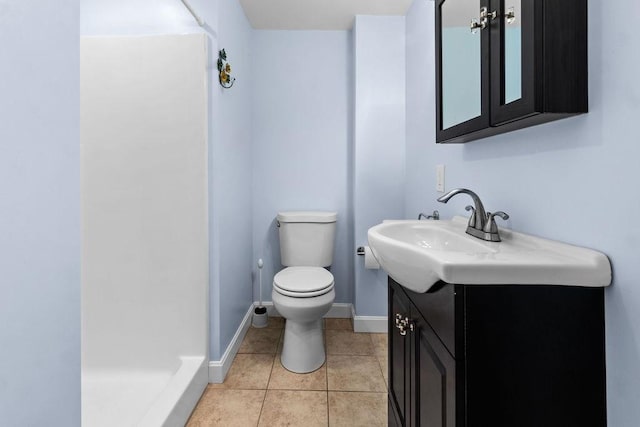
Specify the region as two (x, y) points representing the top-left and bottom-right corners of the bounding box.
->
(280, 319), (325, 373)
(272, 285), (334, 374)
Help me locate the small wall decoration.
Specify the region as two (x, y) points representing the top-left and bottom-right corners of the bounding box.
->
(217, 49), (235, 89)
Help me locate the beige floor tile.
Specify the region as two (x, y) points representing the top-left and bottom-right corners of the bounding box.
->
(327, 355), (387, 392)
(326, 330), (374, 355)
(328, 391), (387, 427)
(370, 333), (388, 358)
(325, 318), (353, 330)
(209, 353), (274, 389)
(276, 330), (284, 354)
(376, 354), (389, 388)
(258, 390), (328, 427)
(239, 327), (282, 354)
(187, 388), (265, 427)
(264, 316), (285, 329)
(268, 356), (327, 390)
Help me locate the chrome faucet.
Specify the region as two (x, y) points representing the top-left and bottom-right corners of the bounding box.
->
(437, 188), (509, 242)
(418, 210), (439, 220)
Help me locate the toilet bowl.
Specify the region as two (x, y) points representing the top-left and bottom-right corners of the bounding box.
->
(272, 266), (335, 373)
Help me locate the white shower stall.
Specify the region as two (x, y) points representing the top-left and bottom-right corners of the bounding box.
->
(81, 34), (209, 426)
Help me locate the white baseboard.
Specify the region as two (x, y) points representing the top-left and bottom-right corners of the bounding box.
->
(353, 316), (388, 333)
(208, 301), (386, 383)
(325, 302), (354, 318)
(261, 302), (279, 317)
(208, 305), (253, 383)
(351, 305), (388, 333)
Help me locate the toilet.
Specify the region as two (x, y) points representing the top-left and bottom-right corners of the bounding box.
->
(272, 211), (337, 373)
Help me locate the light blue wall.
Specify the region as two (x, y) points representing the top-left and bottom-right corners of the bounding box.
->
(81, 0), (254, 362)
(406, 0), (640, 425)
(251, 30), (353, 305)
(0, 1), (80, 425)
(353, 16), (406, 317)
(211, 0), (254, 360)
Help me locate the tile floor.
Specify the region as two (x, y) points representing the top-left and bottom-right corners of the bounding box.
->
(187, 317), (388, 426)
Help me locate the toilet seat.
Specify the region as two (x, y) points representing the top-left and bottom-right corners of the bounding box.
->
(273, 267), (334, 298)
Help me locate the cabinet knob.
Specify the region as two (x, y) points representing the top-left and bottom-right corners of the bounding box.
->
(470, 7), (498, 33)
(470, 18), (484, 33)
(505, 6), (516, 24)
(394, 313), (414, 336)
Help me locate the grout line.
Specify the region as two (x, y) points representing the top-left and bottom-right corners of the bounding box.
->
(265, 352), (276, 393)
(255, 389), (265, 427)
(207, 386), (387, 393)
(326, 388), (330, 426)
(372, 334), (389, 392)
(192, 331), (388, 426)
(256, 354), (276, 426)
(325, 329), (330, 426)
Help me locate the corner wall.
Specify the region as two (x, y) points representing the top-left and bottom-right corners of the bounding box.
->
(353, 16), (406, 317)
(406, 0), (640, 424)
(211, 0), (254, 361)
(0, 1), (80, 424)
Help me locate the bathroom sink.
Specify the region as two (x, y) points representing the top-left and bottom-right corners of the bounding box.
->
(367, 216), (611, 293)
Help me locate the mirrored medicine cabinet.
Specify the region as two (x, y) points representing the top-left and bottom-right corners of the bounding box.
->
(436, 0), (588, 143)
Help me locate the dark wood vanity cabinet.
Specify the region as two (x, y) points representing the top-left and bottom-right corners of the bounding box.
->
(388, 278), (606, 427)
(436, 0), (588, 143)
(389, 279), (460, 427)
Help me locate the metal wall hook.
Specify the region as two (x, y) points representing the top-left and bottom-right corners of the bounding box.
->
(217, 49), (236, 89)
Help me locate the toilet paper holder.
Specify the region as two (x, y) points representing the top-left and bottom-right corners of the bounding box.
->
(357, 245), (381, 269)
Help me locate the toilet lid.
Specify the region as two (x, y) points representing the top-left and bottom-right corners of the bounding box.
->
(273, 267), (334, 297)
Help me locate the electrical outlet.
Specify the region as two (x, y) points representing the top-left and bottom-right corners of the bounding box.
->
(436, 164), (445, 192)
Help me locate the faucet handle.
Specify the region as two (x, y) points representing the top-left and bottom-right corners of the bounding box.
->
(418, 210), (440, 220)
(465, 205), (476, 228)
(483, 211), (510, 233)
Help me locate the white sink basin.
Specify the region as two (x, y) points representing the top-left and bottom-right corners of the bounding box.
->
(367, 216), (611, 293)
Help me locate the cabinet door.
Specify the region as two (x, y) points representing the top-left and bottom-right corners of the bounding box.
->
(490, 0), (589, 124)
(489, 0), (537, 124)
(436, 0), (490, 142)
(411, 311), (457, 427)
(389, 282), (413, 426)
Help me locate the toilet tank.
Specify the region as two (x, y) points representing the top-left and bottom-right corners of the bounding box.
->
(277, 211), (337, 267)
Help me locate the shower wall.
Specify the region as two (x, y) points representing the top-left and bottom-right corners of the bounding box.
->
(81, 34), (208, 371)
(81, 0), (257, 371)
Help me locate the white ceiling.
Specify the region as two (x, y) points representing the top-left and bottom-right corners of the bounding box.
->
(239, 0), (414, 30)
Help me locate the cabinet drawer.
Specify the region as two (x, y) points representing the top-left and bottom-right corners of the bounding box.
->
(402, 281), (460, 357)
